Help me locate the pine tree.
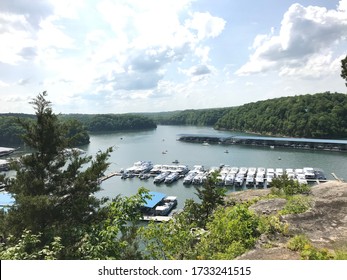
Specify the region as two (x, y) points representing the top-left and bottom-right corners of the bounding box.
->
(341, 55), (347, 87)
(2, 92), (112, 258)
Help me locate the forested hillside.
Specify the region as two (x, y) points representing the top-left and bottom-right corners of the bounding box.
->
(81, 114), (157, 132)
(0, 113), (157, 146)
(144, 108), (230, 126)
(215, 92), (347, 139)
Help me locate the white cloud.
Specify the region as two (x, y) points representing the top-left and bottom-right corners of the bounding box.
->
(0, 80), (9, 87)
(0, 13), (35, 64)
(236, 3), (347, 78)
(185, 12), (226, 40)
(338, 0), (347, 12)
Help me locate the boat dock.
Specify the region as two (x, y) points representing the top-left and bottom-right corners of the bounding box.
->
(142, 215), (172, 222)
(99, 160), (330, 188)
(99, 172), (122, 182)
(177, 134), (347, 152)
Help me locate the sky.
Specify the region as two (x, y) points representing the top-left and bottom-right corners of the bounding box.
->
(0, 0), (346, 114)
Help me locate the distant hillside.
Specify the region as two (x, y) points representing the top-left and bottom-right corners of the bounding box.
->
(215, 92), (347, 139)
(143, 92), (347, 139)
(141, 107), (230, 126)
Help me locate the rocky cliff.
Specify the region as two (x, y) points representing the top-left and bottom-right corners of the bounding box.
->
(227, 181), (347, 260)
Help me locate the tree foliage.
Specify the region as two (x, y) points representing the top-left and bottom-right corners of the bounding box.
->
(215, 92), (347, 138)
(0, 92), (112, 259)
(270, 174), (310, 196)
(341, 55), (347, 87)
(76, 114), (157, 132)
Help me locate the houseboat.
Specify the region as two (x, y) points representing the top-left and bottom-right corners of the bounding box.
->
(141, 192), (178, 218)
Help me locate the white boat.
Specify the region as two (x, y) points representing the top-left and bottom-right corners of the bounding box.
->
(192, 172), (205, 185)
(230, 167), (239, 174)
(296, 174), (308, 185)
(267, 168), (275, 174)
(303, 167), (315, 179)
(164, 172), (180, 184)
(255, 173), (265, 187)
(275, 168), (283, 177)
(257, 167), (266, 174)
(239, 167), (248, 175)
(150, 164), (163, 174)
(183, 171), (197, 185)
(155, 196), (178, 216)
(192, 165), (205, 172)
(234, 173), (245, 186)
(248, 167), (257, 176)
(126, 161), (153, 174)
(285, 169), (295, 179)
(0, 159), (10, 171)
(245, 174), (255, 186)
(224, 173), (235, 186)
(266, 172), (274, 186)
(0, 147), (17, 157)
(153, 171), (170, 184)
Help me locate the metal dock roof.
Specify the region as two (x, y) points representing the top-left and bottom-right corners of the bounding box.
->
(144, 191), (166, 209)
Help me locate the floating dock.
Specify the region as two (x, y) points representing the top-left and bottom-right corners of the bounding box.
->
(142, 215), (172, 222)
(177, 134), (347, 152)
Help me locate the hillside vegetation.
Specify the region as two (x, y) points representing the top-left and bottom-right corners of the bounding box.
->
(215, 92), (347, 139)
(148, 92), (347, 139)
(0, 113), (156, 146)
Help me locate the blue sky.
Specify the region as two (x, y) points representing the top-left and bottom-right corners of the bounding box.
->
(0, 0), (346, 114)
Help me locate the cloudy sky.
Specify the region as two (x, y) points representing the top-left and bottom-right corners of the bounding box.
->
(0, 0), (346, 114)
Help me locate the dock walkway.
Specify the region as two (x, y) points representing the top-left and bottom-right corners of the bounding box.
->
(142, 215), (172, 222)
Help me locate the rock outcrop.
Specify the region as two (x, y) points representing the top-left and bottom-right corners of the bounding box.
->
(228, 181), (347, 259)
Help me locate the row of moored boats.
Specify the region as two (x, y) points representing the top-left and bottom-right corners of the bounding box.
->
(121, 161), (325, 187)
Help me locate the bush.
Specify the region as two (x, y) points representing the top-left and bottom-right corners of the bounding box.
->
(287, 235), (310, 251)
(258, 215), (289, 235)
(271, 174), (310, 196)
(287, 235), (334, 260)
(280, 195), (312, 215)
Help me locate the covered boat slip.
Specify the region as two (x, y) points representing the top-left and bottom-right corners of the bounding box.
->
(0, 191), (14, 212)
(177, 134), (347, 151)
(141, 191), (177, 221)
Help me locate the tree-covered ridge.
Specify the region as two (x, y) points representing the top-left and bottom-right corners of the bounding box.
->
(215, 92), (347, 139)
(82, 114), (157, 132)
(0, 115), (90, 146)
(145, 108), (230, 126)
(0, 113), (157, 146)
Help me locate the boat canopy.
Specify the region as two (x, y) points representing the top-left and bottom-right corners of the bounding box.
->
(0, 192), (15, 211)
(144, 191), (166, 209)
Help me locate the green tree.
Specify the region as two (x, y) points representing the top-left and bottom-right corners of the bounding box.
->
(77, 188), (150, 260)
(270, 174), (310, 196)
(183, 172), (226, 228)
(140, 173), (227, 259)
(196, 204), (260, 259)
(341, 55), (347, 87)
(0, 92), (112, 259)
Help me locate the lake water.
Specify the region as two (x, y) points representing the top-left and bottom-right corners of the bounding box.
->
(82, 125), (347, 209)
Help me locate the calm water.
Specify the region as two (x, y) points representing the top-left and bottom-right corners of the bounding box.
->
(82, 125), (347, 209)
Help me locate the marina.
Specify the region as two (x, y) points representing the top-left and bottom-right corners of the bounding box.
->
(2, 125), (346, 212)
(103, 160), (328, 188)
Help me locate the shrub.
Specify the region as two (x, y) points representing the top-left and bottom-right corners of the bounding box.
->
(271, 174), (310, 196)
(280, 195), (312, 215)
(287, 235), (334, 260)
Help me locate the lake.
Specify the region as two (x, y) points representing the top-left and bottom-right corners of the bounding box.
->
(81, 125), (347, 209)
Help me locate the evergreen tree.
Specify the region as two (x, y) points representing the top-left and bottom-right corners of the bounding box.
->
(341, 55), (347, 88)
(1, 92), (112, 258)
